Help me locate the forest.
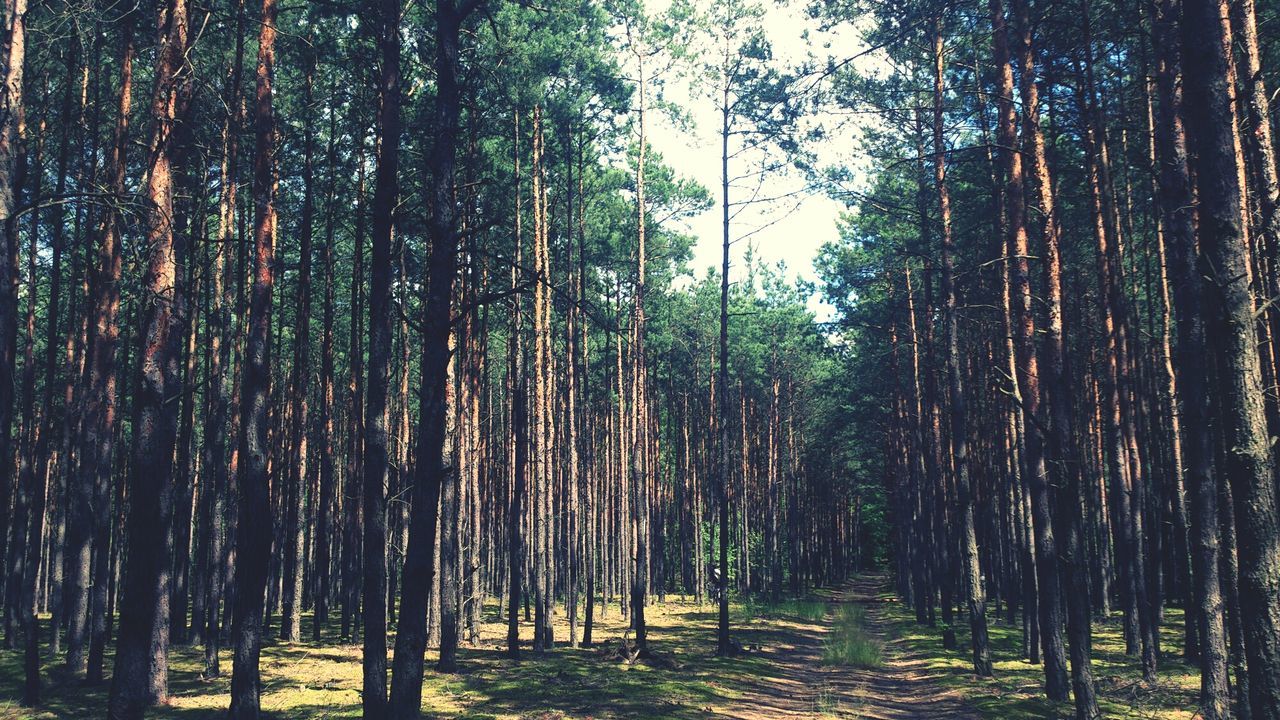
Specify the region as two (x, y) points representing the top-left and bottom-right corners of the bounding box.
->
(0, 0), (1279, 716)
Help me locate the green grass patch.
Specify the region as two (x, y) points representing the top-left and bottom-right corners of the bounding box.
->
(812, 681), (844, 717)
(736, 596), (828, 624)
(0, 595), (836, 719)
(822, 603), (883, 668)
(875, 589), (1200, 719)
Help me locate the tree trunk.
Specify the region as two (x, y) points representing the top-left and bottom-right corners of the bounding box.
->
(931, 21), (993, 678)
(1007, 0), (1100, 712)
(716, 81), (732, 657)
(281, 53), (316, 644)
(314, 79), (338, 642)
(63, 24), (133, 679)
(388, 1), (472, 715)
(227, 0), (277, 713)
(107, 0), (192, 713)
(0, 0), (28, 642)
(987, 0), (1070, 699)
(1151, 0), (1230, 714)
(1180, 1), (1280, 715)
(506, 109), (526, 660)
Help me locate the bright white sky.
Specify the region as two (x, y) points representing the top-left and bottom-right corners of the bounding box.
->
(638, 0), (873, 322)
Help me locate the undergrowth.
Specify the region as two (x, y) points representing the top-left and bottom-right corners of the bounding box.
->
(822, 603), (883, 668)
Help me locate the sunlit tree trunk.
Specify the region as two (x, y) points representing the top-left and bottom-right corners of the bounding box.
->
(987, 0), (1069, 699)
(107, 0), (193, 712)
(228, 0), (278, 712)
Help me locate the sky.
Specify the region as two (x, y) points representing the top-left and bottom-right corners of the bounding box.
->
(637, 0), (872, 322)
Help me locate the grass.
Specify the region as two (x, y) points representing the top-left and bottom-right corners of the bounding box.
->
(821, 603), (882, 669)
(0, 592), (830, 720)
(0, 578), (1206, 719)
(875, 588), (1201, 719)
(736, 595), (828, 624)
(812, 681), (842, 717)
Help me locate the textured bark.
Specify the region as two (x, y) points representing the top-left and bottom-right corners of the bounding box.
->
(1152, 0), (1230, 714)
(198, 0), (244, 676)
(505, 110), (526, 661)
(931, 22), (992, 679)
(314, 84), (338, 642)
(0, 0), (26, 639)
(17, 101), (44, 708)
(62, 26), (132, 679)
(361, 0), (399, 705)
(1181, 0), (1280, 715)
(168, 110), (205, 644)
(107, 0), (192, 713)
(1007, 0), (1098, 712)
(987, 0), (1069, 700)
(341, 154), (366, 643)
(387, 0), (473, 716)
(29, 45), (75, 684)
(227, 0), (277, 713)
(281, 55), (316, 644)
(1074, 7), (1157, 674)
(529, 105), (552, 654)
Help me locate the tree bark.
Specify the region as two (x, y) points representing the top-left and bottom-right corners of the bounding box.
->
(360, 0), (400, 705)
(1007, 0), (1100, 712)
(227, 0), (278, 712)
(388, 0), (475, 715)
(931, 21), (993, 678)
(1180, 0), (1280, 715)
(1152, 0), (1230, 714)
(281, 52), (316, 644)
(107, 0), (192, 712)
(987, 0), (1070, 699)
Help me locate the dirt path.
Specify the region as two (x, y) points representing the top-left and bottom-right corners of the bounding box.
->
(713, 575), (979, 720)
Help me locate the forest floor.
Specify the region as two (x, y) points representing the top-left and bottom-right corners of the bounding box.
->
(0, 576), (1202, 719)
(870, 580), (1203, 719)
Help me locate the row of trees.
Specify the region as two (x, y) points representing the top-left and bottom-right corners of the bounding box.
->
(819, 0), (1280, 717)
(0, 0), (876, 717)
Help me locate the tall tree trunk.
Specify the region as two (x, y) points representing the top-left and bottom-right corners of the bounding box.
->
(987, 0), (1070, 700)
(1008, 0), (1100, 712)
(388, 0), (474, 716)
(1152, 0), (1230, 714)
(931, 21), (993, 678)
(63, 24), (133, 679)
(282, 53), (316, 644)
(1180, 1), (1280, 715)
(107, 0), (192, 712)
(314, 82), (338, 642)
(18, 103), (46, 708)
(629, 45), (650, 655)
(716, 70), (733, 658)
(505, 109), (526, 661)
(227, 0), (277, 712)
(361, 0), (400, 705)
(342, 149), (367, 644)
(199, 0), (244, 676)
(529, 104), (552, 654)
(0, 0), (27, 636)
(30, 41), (76, 683)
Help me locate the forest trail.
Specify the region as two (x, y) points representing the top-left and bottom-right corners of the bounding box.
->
(714, 575), (979, 720)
